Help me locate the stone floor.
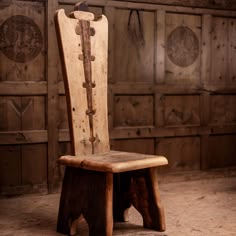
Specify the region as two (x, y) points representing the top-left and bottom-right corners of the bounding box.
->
(0, 169), (236, 236)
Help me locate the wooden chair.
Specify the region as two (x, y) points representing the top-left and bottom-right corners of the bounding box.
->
(55, 5), (168, 236)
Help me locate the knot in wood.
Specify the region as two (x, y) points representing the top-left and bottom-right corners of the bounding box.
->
(86, 109), (96, 116)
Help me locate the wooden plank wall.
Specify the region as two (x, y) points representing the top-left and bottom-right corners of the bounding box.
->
(0, 0), (236, 194)
(0, 0), (48, 194)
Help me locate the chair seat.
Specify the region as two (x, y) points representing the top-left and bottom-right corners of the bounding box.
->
(59, 150), (168, 173)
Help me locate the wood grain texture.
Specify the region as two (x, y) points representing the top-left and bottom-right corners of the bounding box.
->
(59, 150), (167, 173)
(0, 1), (48, 194)
(57, 167), (113, 236)
(55, 9), (110, 156)
(47, 0), (60, 192)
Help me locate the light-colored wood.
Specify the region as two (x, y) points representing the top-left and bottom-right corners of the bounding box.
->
(55, 9), (110, 155)
(59, 151), (167, 173)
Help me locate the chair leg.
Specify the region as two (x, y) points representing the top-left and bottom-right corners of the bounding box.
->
(57, 167), (113, 236)
(129, 167), (166, 232)
(57, 167), (80, 235)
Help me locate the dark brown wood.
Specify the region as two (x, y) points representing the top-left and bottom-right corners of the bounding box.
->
(47, 0), (60, 193)
(57, 167), (113, 236)
(0, 1), (48, 195)
(113, 168), (165, 231)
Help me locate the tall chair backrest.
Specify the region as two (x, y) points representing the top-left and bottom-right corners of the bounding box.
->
(55, 9), (110, 156)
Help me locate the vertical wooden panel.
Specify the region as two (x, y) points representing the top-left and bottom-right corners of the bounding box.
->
(156, 137), (201, 171)
(201, 14), (212, 86)
(0, 3), (45, 82)
(0, 145), (21, 186)
(47, 0), (60, 192)
(155, 9), (165, 84)
(111, 138), (155, 155)
(211, 17), (228, 85)
(21, 96), (46, 130)
(58, 95), (68, 129)
(112, 9), (155, 82)
(0, 97), (21, 131)
(104, 6), (115, 84)
(210, 95), (236, 124)
(104, 6), (115, 132)
(22, 144), (47, 185)
(228, 18), (236, 84)
(165, 13), (201, 83)
(155, 94), (165, 127)
(0, 1), (47, 194)
(164, 95), (200, 126)
(114, 95), (154, 127)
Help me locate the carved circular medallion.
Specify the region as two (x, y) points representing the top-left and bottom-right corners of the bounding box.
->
(0, 15), (43, 63)
(166, 26), (199, 67)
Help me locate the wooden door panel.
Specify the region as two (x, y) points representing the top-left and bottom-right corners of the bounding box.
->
(0, 1), (47, 194)
(0, 3), (45, 81)
(113, 94), (154, 127)
(112, 9), (155, 83)
(164, 95), (200, 126)
(0, 97), (21, 131)
(156, 137), (201, 171)
(229, 18), (236, 84)
(210, 95), (236, 124)
(22, 144), (47, 185)
(0, 145), (21, 186)
(211, 17), (228, 85)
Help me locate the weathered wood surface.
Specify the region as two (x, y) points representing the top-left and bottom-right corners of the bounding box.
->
(55, 9), (110, 156)
(57, 168), (113, 236)
(59, 151), (167, 172)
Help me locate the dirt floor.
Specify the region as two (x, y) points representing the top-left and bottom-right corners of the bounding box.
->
(0, 169), (236, 236)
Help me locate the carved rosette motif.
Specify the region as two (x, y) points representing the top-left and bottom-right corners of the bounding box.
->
(0, 15), (43, 63)
(166, 26), (199, 67)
